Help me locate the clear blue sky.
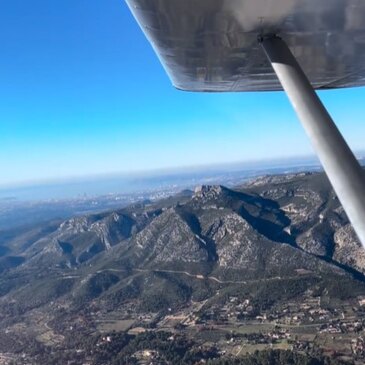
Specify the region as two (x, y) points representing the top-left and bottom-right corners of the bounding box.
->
(0, 0), (365, 187)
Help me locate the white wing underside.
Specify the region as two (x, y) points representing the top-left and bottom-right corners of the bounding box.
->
(125, 0), (365, 92)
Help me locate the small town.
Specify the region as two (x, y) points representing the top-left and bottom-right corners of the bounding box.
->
(71, 286), (365, 365)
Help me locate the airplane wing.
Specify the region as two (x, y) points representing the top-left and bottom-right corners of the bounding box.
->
(125, 0), (365, 92)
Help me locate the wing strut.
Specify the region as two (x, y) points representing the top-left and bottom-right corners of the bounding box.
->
(260, 35), (365, 247)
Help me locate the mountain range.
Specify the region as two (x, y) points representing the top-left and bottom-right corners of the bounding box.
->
(1, 171), (365, 364)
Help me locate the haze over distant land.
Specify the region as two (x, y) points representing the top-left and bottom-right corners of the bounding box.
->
(0, 155), (326, 201)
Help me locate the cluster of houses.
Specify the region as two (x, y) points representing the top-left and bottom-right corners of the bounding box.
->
(319, 319), (363, 334)
(132, 350), (166, 365)
(86, 292), (365, 363)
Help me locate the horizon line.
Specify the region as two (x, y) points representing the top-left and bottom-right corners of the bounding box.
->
(1, 152), (364, 191)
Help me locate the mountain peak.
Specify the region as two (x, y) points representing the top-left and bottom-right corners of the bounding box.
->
(194, 185), (226, 199)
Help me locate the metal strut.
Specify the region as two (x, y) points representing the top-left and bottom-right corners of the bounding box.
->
(259, 35), (365, 248)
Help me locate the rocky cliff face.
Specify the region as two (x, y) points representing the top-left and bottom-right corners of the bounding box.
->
(20, 210), (150, 267)
(134, 208), (210, 263)
(334, 224), (365, 273)
(243, 172), (362, 273)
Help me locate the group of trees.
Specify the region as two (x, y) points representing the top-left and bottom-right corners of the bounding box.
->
(91, 331), (216, 365)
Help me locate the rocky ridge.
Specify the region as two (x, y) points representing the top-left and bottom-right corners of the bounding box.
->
(0, 171), (364, 320)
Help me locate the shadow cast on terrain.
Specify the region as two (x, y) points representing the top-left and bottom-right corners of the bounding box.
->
(319, 255), (365, 282)
(0, 245), (10, 257)
(176, 209), (218, 262)
(238, 205), (295, 245)
(229, 190), (295, 246)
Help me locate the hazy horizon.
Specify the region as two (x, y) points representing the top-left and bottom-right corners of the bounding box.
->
(0, 154), (329, 201)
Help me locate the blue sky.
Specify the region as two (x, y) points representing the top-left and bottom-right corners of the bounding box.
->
(0, 0), (365, 187)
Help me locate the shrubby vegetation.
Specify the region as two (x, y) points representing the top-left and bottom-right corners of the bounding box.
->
(73, 271), (120, 304)
(87, 331), (218, 365)
(139, 272), (192, 312)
